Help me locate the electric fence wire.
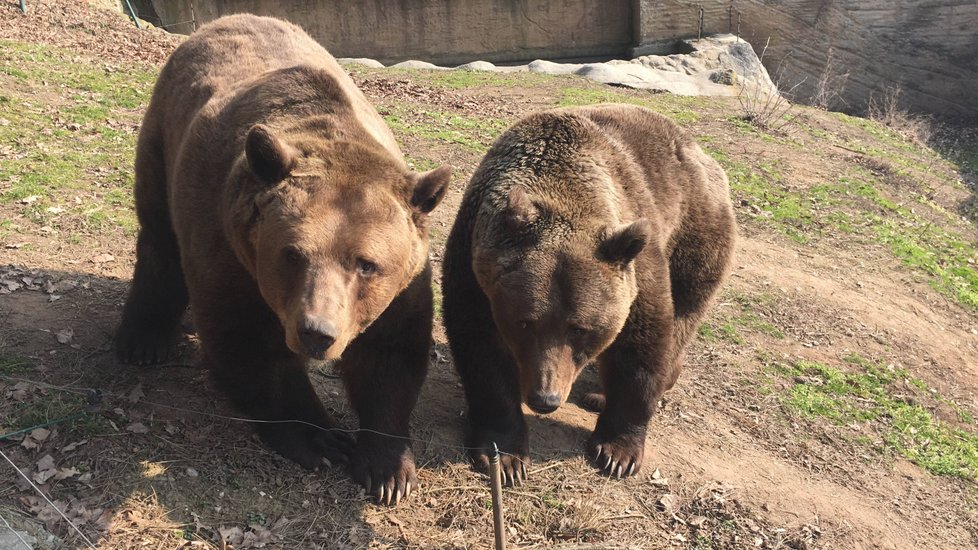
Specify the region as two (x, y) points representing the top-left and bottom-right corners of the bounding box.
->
(0, 447), (98, 550)
(0, 508), (33, 550)
(0, 375), (544, 465)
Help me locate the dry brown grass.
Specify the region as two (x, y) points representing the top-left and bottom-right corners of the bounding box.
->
(867, 87), (936, 147)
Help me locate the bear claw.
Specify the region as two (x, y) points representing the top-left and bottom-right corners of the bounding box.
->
(115, 321), (180, 367)
(352, 446), (417, 506)
(588, 433), (644, 479)
(473, 450), (529, 487)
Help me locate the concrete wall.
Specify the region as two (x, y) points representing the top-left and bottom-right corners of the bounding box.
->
(139, 0), (978, 117)
(138, 0), (634, 65)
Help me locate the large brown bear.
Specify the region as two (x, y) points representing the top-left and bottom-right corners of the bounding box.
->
(115, 14), (451, 505)
(443, 104), (735, 484)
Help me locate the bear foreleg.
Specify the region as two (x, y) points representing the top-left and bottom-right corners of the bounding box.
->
(116, 120), (189, 365)
(202, 313), (354, 470)
(340, 266), (432, 505)
(588, 270), (677, 479)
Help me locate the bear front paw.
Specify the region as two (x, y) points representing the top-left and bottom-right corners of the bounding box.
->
(258, 422), (354, 470)
(350, 446), (417, 506)
(581, 392), (607, 412)
(115, 322), (177, 366)
(468, 427), (530, 486)
(586, 429), (645, 479)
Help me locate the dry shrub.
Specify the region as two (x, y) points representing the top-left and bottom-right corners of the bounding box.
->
(867, 87), (935, 147)
(738, 38), (804, 130)
(811, 47), (850, 111)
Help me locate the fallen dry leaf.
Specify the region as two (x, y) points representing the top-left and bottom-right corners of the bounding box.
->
(91, 253), (114, 264)
(126, 384), (144, 404)
(61, 439), (88, 452)
(34, 454), (58, 484)
(56, 328), (74, 344)
(126, 422), (149, 434)
(55, 467), (80, 480)
(656, 493), (679, 514)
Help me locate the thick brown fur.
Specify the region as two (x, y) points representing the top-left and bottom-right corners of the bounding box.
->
(115, 14), (451, 505)
(442, 104), (735, 484)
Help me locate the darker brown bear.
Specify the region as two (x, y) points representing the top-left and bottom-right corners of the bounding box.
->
(115, 14), (451, 505)
(442, 104), (735, 484)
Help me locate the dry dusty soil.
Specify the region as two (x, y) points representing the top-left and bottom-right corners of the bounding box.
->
(1, 2), (977, 549)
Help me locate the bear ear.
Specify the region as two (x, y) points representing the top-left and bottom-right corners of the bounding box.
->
(504, 186), (538, 228)
(410, 164), (452, 214)
(245, 124), (297, 185)
(599, 218), (652, 266)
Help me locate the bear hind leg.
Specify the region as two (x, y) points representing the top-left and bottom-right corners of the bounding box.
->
(669, 220), (735, 369)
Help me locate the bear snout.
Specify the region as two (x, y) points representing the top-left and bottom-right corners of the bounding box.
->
(526, 391), (562, 415)
(298, 316), (339, 359)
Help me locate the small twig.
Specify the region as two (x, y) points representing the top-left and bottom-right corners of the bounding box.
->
(832, 143), (866, 155)
(527, 462), (563, 476)
(422, 485), (485, 494)
(602, 513), (647, 521)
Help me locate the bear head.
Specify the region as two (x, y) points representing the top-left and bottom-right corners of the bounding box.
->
(472, 180), (650, 415)
(229, 124), (451, 361)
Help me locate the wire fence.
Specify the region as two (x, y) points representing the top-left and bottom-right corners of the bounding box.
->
(0, 373), (586, 548)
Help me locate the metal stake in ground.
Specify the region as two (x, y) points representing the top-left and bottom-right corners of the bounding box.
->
(489, 443), (507, 550)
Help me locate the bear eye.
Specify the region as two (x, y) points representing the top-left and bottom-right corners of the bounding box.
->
(570, 324), (590, 337)
(283, 247), (306, 265)
(518, 320), (531, 330)
(356, 258), (378, 277)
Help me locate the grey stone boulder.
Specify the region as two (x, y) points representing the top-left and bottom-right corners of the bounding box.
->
(455, 60), (497, 71)
(391, 60), (446, 70)
(337, 57), (385, 68)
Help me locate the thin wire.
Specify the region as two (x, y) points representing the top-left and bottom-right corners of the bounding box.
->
(0, 375), (90, 396)
(137, 397), (511, 456)
(161, 19), (196, 29)
(0, 448), (98, 549)
(0, 509), (33, 550)
(0, 412), (87, 442)
(1, 375), (509, 455)
(1, 375), (546, 463)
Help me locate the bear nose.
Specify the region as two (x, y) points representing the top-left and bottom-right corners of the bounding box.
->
(527, 391), (562, 415)
(299, 317), (337, 358)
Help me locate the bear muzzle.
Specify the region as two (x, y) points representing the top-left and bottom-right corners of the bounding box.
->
(526, 390), (562, 415)
(298, 315), (339, 359)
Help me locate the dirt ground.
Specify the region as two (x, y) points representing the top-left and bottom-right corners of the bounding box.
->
(1, 2), (977, 549)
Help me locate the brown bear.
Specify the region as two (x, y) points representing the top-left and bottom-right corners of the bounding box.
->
(114, 14), (451, 505)
(442, 104), (735, 484)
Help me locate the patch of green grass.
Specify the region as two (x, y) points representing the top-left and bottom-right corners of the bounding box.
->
(709, 135), (978, 314)
(557, 87), (703, 124)
(1, 66), (28, 79)
(778, 355), (978, 479)
(707, 151), (816, 244)
(718, 322), (745, 345)
(3, 391), (108, 439)
(384, 108), (506, 153)
(404, 155), (442, 172)
(697, 324), (718, 343)
(431, 280), (443, 320)
(0, 356), (32, 375)
(700, 291), (784, 345)
(0, 39), (146, 233)
(406, 68), (551, 90)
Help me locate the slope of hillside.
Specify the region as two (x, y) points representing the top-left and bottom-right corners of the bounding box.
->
(1, 3), (977, 549)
